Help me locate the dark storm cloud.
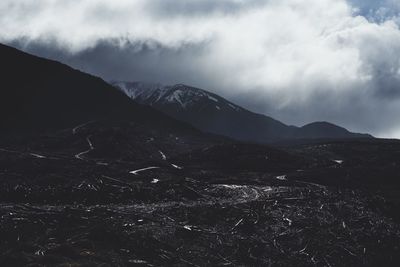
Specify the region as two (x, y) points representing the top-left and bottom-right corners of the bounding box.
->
(145, 0), (267, 17)
(11, 39), (211, 87)
(2, 0), (400, 137)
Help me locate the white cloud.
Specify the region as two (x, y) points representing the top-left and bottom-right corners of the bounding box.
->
(1, 0), (400, 137)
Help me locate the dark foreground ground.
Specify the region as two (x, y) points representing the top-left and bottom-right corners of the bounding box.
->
(1, 122), (400, 266)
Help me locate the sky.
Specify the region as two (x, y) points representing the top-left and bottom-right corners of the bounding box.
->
(1, 0), (400, 137)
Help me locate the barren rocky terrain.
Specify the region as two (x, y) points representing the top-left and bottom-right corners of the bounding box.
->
(1, 122), (399, 266)
(1, 43), (399, 267)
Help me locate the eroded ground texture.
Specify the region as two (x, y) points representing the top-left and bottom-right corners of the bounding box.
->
(1, 123), (400, 266)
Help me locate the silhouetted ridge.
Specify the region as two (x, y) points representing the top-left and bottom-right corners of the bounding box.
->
(113, 81), (372, 142)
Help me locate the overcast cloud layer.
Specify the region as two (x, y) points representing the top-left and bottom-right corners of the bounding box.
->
(1, 0), (400, 137)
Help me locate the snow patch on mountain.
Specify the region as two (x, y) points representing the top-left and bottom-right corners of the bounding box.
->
(208, 95), (219, 102)
(112, 81), (240, 112)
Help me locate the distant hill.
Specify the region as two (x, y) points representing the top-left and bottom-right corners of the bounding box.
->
(297, 121), (363, 139)
(112, 81), (372, 142)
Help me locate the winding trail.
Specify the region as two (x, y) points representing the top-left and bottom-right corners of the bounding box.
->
(72, 120), (96, 135)
(75, 136), (94, 160)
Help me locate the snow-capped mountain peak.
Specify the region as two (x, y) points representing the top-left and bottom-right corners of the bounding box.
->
(112, 81), (242, 111)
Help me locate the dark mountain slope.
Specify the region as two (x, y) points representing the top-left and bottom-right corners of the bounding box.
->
(112, 81), (372, 142)
(0, 44), (200, 135)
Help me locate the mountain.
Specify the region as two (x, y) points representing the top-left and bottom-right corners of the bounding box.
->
(112, 81), (372, 143)
(1, 44), (399, 267)
(0, 42), (233, 170)
(0, 43), (202, 136)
